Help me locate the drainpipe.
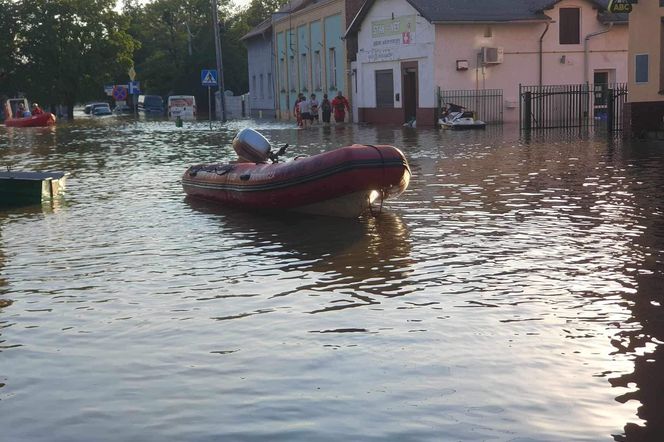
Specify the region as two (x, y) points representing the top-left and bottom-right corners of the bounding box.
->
(584, 23), (613, 84)
(539, 22), (550, 87)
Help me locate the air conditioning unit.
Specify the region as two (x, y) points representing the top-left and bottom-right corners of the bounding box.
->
(482, 47), (504, 64)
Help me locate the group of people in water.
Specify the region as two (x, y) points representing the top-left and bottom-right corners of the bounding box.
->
(293, 90), (350, 128)
(15, 102), (43, 118)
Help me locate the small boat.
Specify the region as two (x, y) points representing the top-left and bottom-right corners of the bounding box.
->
(438, 103), (486, 130)
(182, 129), (411, 218)
(0, 170), (68, 207)
(2, 99), (56, 127)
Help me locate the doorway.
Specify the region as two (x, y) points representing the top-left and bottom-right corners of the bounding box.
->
(401, 61), (418, 124)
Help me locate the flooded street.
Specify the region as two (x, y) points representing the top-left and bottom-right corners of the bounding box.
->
(1, 118), (663, 441)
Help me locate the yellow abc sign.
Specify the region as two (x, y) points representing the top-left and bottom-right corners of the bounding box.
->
(607, 0), (632, 13)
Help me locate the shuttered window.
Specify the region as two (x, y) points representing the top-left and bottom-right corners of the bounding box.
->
(375, 70), (394, 108)
(559, 8), (580, 45)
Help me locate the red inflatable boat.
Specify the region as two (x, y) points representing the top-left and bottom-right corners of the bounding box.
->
(2, 100), (56, 127)
(182, 144), (411, 217)
(4, 112), (56, 127)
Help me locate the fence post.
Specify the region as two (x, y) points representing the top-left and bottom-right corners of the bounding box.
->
(523, 91), (532, 131)
(607, 88), (615, 133)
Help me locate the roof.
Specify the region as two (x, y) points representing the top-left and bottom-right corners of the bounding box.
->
(241, 0), (314, 41)
(241, 18), (272, 41)
(346, 0), (627, 36)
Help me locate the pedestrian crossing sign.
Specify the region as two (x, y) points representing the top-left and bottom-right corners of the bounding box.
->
(201, 69), (218, 86)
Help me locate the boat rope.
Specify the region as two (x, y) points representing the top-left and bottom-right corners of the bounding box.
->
(188, 164), (234, 177)
(365, 144), (386, 216)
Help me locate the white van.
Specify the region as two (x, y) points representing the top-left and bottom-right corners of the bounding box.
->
(167, 95), (196, 120)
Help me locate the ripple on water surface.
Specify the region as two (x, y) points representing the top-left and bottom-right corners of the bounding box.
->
(1, 119), (663, 441)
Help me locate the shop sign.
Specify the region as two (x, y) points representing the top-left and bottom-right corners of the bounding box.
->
(607, 0), (632, 13)
(371, 14), (416, 46)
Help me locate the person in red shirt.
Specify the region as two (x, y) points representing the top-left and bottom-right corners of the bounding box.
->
(331, 91), (350, 123)
(31, 103), (43, 115)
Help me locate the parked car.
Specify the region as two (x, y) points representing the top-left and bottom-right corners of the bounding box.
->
(137, 95), (164, 115)
(167, 95), (197, 120)
(91, 103), (112, 116)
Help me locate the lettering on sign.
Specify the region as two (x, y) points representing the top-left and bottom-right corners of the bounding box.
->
(607, 0), (632, 13)
(367, 48), (396, 63)
(371, 14), (416, 47)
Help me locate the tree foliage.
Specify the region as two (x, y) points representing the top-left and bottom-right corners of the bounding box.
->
(0, 0), (289, 119)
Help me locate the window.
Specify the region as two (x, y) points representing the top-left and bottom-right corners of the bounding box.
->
(314, 51), (322, 90)
(289, 56), (296, 92)
(259, 74), (264, 99)
(635, 54), (649, 83)
(328, 48), (337, 89)
(279, 58), (285, 92)
(559, 8), (580, 45)
(375, 69), (394, 108)
(300, 53), (308, 91)
(252, 75), (256, 100)
(268, 73), (273, 99)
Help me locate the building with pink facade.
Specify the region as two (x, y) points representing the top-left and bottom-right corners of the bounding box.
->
(347, 0), (628, 126)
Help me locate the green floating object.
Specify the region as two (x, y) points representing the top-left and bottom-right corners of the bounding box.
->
(0, 171), (68, 208)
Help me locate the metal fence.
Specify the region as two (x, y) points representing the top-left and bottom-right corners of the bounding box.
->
(519, 83), (628, 131)
(437, 88), (503, 124)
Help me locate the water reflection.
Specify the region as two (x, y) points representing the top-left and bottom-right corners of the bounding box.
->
(608, 148), (664, 442)
(185, 198), (413, 313)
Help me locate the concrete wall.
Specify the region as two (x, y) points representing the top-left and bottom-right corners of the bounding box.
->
(246, 35), (276, 118)
(273, 0), (346, 120)
(434, 0), (628, 123)
(354, 0), (436, 125)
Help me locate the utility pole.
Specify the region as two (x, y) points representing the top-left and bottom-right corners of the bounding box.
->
(211, 0), (226, 122)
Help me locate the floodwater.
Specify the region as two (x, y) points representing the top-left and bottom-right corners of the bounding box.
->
(1, 117), (663, 441)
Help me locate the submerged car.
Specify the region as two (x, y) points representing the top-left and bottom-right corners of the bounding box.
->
(91, 103), (112, 116)
(113, 104), (133, 115)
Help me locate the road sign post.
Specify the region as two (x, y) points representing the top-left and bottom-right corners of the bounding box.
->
(211, 0), (227, 122)
(201, 69), (218, 128)
(208, 86), (212, 129)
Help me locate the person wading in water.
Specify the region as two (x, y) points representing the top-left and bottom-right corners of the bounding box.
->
(331, 91), (350, 123)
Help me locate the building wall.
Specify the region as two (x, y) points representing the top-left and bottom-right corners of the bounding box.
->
(273, 0), (346, 120)
(625, 0), (664, 138)
(628, 0), (664, 103)
(434, 0), (628, 123)
(246, 35), (276, 117)
(354, 0), (436, 125)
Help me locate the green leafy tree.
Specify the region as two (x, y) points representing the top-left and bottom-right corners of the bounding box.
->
(16, 0), (137, 118)
(0, 0), (20, 98)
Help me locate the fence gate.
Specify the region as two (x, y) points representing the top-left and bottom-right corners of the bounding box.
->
(519, 83), (628, 131)
(438, 88), (503, 124)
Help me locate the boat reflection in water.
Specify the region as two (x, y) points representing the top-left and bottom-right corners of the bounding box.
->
(185, 197), (413, 313)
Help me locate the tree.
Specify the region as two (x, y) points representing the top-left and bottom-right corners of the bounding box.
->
(16, 0), (137, 118)
(0, 0), (20, 98)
